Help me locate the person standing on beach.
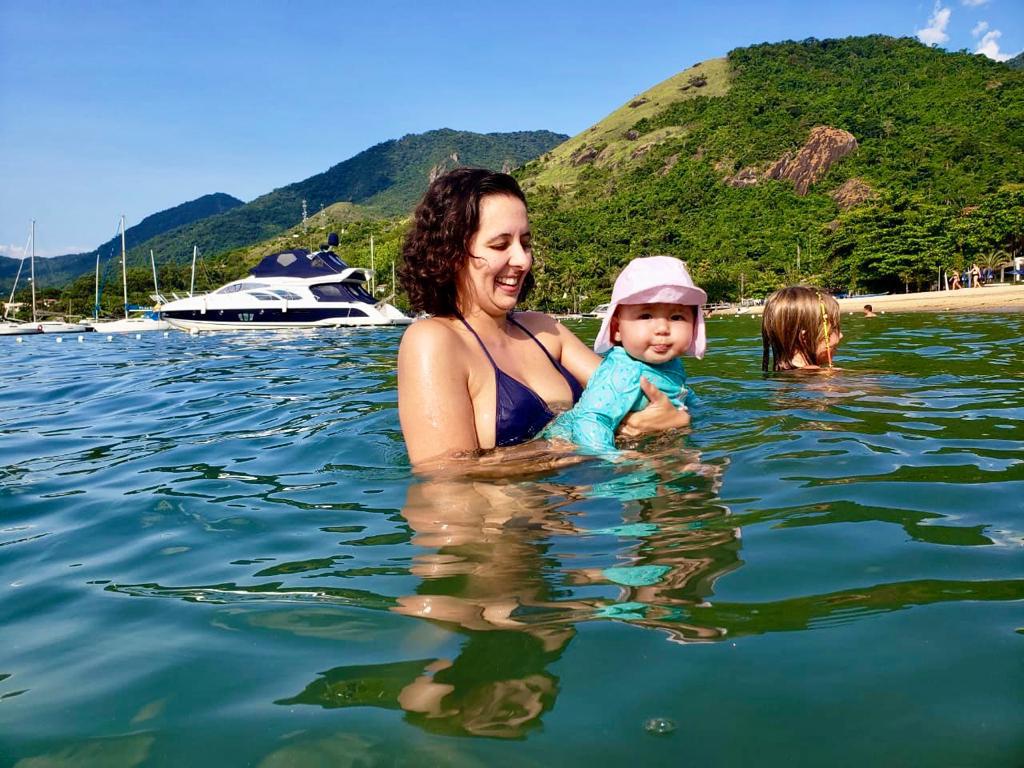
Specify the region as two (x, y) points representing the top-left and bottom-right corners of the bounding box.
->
(970, 263), (982, 288)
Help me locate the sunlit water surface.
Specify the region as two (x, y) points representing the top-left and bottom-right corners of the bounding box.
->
(1, 314), (1022, 767)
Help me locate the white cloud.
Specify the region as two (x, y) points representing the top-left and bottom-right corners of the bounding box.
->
(975, 29), (1016, 62)
(971, 20), (989, 38)
(961, 0), (990, 7)
(916, 3), (952, 46)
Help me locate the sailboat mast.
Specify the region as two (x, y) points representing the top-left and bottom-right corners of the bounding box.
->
(150, 249), (160, 300)
(369, 235), (375, 296)
(30, 219), (37, 322)
(190, 245), (197, 296)
(94, 252), (100, 320)
(120, 215), (128, 320)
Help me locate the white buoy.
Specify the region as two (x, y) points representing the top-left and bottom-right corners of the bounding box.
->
(78, 335), (84, 342)
(163, 332), (169, 337)
(135, 334), (141, 340)
(16, 337), (23, 343)
(56, 336), (63, 343)
(107, 335), (113, 341)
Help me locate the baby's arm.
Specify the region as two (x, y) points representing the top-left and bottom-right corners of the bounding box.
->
(569, 365), (644, 454)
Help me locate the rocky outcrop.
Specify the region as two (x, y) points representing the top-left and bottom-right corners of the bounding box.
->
(766, 127), (858, 195)
(570, 146), (601, 166)
(726, 167), (759, 188)
(428, 152), (462, 183)
(830, 178), (875, 210)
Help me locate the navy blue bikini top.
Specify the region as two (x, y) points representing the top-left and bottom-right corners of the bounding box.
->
(456, 313), (584, 447)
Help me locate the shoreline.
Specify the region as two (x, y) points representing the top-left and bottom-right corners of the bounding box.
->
(712, 283), (1024, 316)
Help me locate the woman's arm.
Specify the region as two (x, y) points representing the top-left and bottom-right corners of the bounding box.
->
(398, 319), (480, 467)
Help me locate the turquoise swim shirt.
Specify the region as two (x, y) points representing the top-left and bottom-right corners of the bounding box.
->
(542, 346), (689, 454)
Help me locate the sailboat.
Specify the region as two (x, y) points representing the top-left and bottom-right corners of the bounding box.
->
(1, 220), (86, 335)
(0, 228), (41, 335)
(86, 216), (171, 333)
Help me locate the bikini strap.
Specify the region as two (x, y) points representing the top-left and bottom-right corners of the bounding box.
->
(454, 311), (560, 371)
(452, 310), (499, 369)
(508, 314), (562, 368)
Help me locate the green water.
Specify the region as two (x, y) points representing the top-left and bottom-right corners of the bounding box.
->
(1, 314), (1022, 767)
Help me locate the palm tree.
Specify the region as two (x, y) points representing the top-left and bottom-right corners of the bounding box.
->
(980, 250), (1012, 283)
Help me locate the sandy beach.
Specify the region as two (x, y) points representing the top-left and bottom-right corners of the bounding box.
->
(716, 282), (1024, 316)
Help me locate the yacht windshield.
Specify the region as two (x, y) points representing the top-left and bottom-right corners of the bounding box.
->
(310, 282), (375, 303)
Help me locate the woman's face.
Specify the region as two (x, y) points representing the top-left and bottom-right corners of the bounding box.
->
(458, 194), (532, 316)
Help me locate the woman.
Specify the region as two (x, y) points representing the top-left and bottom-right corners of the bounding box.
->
(397, 168), (689, 469)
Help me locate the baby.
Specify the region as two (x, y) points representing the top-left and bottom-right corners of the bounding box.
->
(761, 285), (842, 371)
(544, 255), (706, 454)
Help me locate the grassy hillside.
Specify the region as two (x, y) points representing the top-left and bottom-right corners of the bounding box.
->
(519, 36), (1024, 306)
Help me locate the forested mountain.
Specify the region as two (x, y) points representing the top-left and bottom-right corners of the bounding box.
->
(516, 35), (1024, 306)
(0, 193), (243, 293)
(114, 129), (566, 272)
(1007, 52), (1024, 71)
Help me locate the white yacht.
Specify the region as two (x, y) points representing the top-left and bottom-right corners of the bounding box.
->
(160, 238), (412, 332)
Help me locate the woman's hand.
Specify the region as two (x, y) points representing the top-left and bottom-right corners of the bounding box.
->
(618, 377), (691, 437)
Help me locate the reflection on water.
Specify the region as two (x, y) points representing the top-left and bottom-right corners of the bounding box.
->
(1, 315), (1023, 766)
(276, 449), (736, 739)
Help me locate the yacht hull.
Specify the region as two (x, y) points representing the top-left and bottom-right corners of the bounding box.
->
(0, 323), (43, 336)
(163, 306), (412, 331)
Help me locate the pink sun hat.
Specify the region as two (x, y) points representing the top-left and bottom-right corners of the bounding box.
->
(593, 256), (707, 358)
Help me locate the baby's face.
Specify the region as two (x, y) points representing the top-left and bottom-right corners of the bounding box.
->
(611, 303), (694, 364)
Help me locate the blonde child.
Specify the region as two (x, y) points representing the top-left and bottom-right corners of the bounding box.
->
(761, 285), (842, 371)
(544, 256), (706, 454)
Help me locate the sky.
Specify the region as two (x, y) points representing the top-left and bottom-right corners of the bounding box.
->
(1, 0), (1020, 258)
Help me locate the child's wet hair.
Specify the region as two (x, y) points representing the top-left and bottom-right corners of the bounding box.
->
(761, 286), (841, 371)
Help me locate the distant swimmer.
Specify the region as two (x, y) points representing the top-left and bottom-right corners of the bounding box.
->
(863, 304), (876, 317)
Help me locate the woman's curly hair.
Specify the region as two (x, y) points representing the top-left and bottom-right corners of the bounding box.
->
(399, 168), (534, 316)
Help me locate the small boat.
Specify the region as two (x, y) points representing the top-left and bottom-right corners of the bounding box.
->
(87, 216), (173, 334)
(582, 303), (611, 319)
(85, 310), (170, 334)
(39, 320), (91, 333)
(160, 236), (412, 331)
(0, 321), (42, 336)
(1, 221), (43, 335)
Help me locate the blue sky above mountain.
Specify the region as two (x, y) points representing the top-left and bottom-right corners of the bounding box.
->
(1, 0), (1020, 256)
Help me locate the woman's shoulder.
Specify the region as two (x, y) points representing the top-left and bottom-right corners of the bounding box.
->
(513, 311), (577, 346)
(398, 316), (463, 356)
(511, 310), (561, 334)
